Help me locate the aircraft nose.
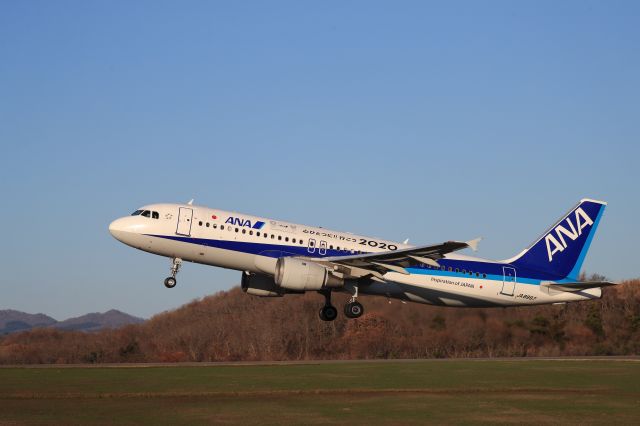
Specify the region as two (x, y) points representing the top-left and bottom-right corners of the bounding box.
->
(109, 216), (149, 246)
(109, 218), (123, 234)
(109, 217), (131, 242)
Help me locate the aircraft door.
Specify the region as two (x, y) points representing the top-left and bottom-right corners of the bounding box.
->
(501, 266), (517, 296)
(176, 207), (193, 236)
(319, 240), (327, 256)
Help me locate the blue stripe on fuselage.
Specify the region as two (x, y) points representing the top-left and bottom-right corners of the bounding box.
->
(147, 234), (560, 285)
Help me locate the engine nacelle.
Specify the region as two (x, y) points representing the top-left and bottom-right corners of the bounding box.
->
(241, 273), (283, 297)
(274, 257), (344, 291)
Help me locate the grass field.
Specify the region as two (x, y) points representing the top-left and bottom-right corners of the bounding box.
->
(1, 359), (639, 425)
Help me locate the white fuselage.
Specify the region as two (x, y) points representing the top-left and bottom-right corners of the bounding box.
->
(109, 203), (601, 308)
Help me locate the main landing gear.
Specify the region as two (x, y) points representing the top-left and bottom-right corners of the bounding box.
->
(344, 284), (364, 319)
(318, 287), (365, 321)
(319, 290), (338, 322)
(164, 258), (182, 288)
(344, 300), (364, 319)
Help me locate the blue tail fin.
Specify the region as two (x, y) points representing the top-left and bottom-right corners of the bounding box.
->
(508, 199), (607, 280)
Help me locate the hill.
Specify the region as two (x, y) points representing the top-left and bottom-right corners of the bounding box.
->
(0, 309), (144, 334)
(1, 279), (639, 364)
(53, 309), (145, 332)
(0, 310), (57, 334)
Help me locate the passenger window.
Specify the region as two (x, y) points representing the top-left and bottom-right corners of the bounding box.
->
(271, 234), (275, 239)
(462, 269), (466, 274)
(448, 267), (452, 272)
(264, 233), (268, 238)
(199, 221), (203, 226)
(206, 223), (210, 227)
(300, 240), (304, 245)
(213, 224), (217, 229)
(441, 266), (445, 271)
(152, 211), (159, 219)
(455, 268), (459, 273)
(292, 238), (296, 243)
(278, 236), (282, 241)
(235, 228), (239, 233)
(483, 273), (487, 278)
(330, 245), (333, 249)
(285, 237), (289, 242)
(242, 229), (246, 234)
(220, 225), (224, 230)
(141, 210), (150, 217)
(249, 230), (253, 235)
(257, 232), (260, 237)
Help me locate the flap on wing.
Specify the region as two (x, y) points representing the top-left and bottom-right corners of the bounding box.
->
(542, 281), (617, 292)
(311, 239), (479, 279)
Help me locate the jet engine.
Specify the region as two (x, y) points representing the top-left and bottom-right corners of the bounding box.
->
(275, 257), (343, 291)
(241, 273), (284, 297)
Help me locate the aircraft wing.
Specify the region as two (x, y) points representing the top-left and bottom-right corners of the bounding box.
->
(309, 238), (480, 281)
(542, 281), (618, 292)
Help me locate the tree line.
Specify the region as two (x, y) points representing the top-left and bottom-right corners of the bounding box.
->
(1, 278), (639, 364)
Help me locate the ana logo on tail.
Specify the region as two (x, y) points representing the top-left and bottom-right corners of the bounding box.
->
(545, 207), (593, 262)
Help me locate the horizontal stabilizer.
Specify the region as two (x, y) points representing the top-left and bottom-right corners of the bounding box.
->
(542, 281), (617, 292)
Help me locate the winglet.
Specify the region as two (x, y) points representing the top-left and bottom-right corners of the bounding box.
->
(466, 237), (481, 252)
(403, 238), (410, 244)
(187, 199), (194, 205)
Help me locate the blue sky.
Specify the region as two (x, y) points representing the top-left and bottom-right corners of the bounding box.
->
(1, 1), (638, 319)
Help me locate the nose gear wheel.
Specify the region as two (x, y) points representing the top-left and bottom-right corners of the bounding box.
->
(164, 258), (182, 288)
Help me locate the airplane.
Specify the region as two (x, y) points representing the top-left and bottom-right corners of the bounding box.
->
(109, 198), (615, 321)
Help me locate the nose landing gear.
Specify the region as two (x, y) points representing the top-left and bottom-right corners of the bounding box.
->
(164, 258), (182, 288)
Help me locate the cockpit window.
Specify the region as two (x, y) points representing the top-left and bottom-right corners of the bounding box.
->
(132, 209), (159, 219)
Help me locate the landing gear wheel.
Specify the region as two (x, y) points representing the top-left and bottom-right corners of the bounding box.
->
(317, 290), (337, 322)
(344, 301), (364, 319)
(164, 258), (182, 289)
(319, 305), (338, 322)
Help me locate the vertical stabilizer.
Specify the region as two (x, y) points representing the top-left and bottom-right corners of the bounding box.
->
(507, 199), (606, 280)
